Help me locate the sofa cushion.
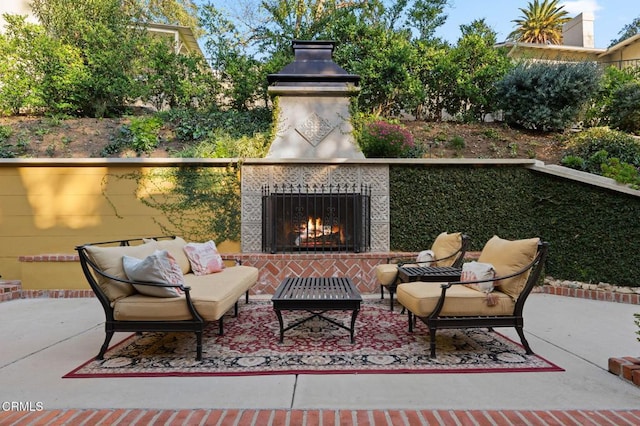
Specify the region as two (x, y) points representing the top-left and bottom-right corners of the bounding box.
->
(122, 250), (184, 298)
(112, 265), (259, 321)
(85, 242), (159, 303)
(186, 265), (259, 321)
(477, 236), (540, 300)
(397, 281), (515, 317)
(431, 232), (462, 267)
(152, 237), (191, 274)
(183, 240), (224, 275)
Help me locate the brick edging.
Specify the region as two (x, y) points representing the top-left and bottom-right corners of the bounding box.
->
(537, 284), (640, 304)
(608, 357), (640, 388)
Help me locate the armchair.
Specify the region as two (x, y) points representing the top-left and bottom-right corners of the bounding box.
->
(375, 232), (470, 310)
(397, 236), (548, 358)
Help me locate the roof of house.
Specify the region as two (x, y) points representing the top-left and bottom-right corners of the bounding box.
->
(146, 22), (204, 58)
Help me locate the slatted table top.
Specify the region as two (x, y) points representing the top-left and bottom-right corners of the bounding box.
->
(397, 265), (462, 282)
(272, 277), (362, 310)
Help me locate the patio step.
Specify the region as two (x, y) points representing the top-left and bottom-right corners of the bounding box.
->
(609, 357), (640, 388)
(1, 408), (639, 425)
(0, 280), (21, 302)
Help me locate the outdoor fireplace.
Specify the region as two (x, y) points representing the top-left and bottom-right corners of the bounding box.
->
(262, 184), (371, 253)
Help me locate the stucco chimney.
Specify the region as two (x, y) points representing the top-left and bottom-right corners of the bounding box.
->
(562, 12), (595, 48)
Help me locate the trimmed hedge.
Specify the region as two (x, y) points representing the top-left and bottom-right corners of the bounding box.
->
(389, 165), (640, 286)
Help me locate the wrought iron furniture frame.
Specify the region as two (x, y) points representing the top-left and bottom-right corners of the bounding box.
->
(406, 241), (549, 358)
(272, 277), (362, 343)
(76, 236), (248, 361)
(380, 234), (470, 311)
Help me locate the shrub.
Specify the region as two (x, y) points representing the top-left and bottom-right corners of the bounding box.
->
(601, 158), (640, 188)
(102, 115), (163, 156)
(495, 61), (600, 131)
(358, 120), (416, 158)
(562, 127), (640, 173)
(583, 66), (639, 128)
(607, 82), (640, 134)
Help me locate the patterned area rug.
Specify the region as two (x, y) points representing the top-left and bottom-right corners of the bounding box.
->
(64, 300), (562, 378)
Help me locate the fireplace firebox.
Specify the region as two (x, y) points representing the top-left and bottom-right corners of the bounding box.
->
(262, 184), (371, 253)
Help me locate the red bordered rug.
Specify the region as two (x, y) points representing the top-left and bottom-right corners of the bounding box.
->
(64, 300), (563, 378)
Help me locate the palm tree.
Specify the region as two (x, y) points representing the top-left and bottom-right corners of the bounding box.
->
(508, 0), (571, 44)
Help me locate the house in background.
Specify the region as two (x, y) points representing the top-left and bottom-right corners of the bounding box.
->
(496, 12), (640, 69)
(0, 0), (205, 59)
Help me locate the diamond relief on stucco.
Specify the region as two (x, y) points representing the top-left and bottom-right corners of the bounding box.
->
(296, 113), (335, 147)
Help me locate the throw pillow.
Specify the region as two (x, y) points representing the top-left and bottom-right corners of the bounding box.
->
(461, 261), (497, 306)
(183, 240), (225, 276)
(122, 250), (184, 297)
(415, 250), (435, 266)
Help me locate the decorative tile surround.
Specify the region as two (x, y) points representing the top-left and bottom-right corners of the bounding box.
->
(241, 164), (390, 253)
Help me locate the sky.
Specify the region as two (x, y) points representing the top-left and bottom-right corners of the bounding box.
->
(203, 0), (638, 49)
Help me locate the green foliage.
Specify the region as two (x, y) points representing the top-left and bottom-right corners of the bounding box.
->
(508, 0), (570, 44)
(562, 127), (640, 174)
(496, 61), (600, 131)
(583, 66), (639, 128)
(448, 135), (465, 150)
(601, 158), (640, 188)
(358, 120), (417, 158)
(102, 115), (164, 156)
(607, 82), (640, 134)
(609, 16), (640, 47)
(104, 166), (240, 242)
(388, 165), (640, 286)
(140, 39), (217, 111)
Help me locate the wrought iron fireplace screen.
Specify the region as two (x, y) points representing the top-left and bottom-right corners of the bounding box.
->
(262, 184), (371, 253)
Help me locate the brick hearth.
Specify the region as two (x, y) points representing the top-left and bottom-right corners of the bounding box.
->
(222, 252), (410, 295)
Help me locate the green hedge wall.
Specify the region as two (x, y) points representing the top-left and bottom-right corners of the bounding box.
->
(389, 165), (640, 287)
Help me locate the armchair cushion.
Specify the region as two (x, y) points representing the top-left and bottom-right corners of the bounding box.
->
(397, 282), (515, 317)
(431, 232), (462, 267)
(477, 236), (540, 299)
(375, 263), (398, 286)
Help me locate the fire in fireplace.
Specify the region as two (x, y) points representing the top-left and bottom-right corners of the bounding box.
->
(262, 184), (371, 253)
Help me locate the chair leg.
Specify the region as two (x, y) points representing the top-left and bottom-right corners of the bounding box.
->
(380, 285), (385, 300)
(97, 330), (114, 360)
(408, 311), (414, 332)
(195, 330), (203, 361)
(234, 301), (239, 317)
(516, 326), (534, 355)
(245, 290), (249, 304)
(218, 317), (224, 335)
(429, 326), (437, 358)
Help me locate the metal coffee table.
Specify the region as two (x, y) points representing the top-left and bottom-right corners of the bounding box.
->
(271, 277), (362, 343)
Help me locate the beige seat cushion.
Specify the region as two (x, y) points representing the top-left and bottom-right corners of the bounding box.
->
(85, 242), (159, 303)
(397, 281), (515, 317)
(375, 263), (398, 286)
(113, 265), (259, 322)
(477, 236), (540, 299)
(153, 237), (191, 274)
(431, 232), (462, 267)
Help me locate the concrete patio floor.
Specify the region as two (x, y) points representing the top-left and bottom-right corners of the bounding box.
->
(1, 293), (639, 424)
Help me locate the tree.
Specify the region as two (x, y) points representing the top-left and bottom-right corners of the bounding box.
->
(609, 16), (640, 47)
(508, 0), (570, 44)
(30, 0), (149, 117)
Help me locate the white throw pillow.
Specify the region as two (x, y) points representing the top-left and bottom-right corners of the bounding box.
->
(183, 240), (225, 275)
(461, 261), (496, 293)
(415, 250), (435, 266)
(122, 250), (184, 297)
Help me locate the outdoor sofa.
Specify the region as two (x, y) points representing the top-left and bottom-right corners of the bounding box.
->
(76, 236), (258, 360)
